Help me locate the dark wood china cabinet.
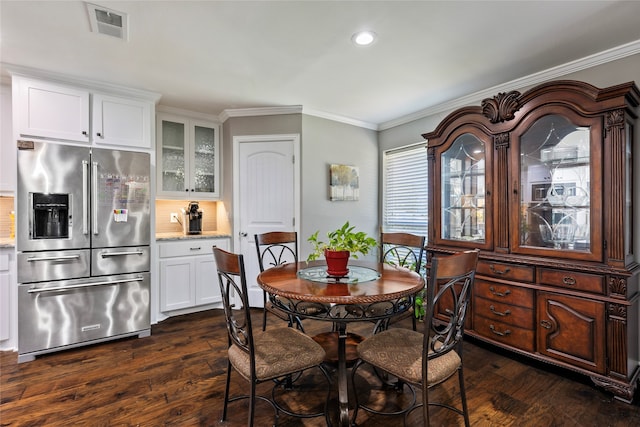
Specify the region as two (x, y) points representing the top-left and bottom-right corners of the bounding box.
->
(423, 80), (640, 402)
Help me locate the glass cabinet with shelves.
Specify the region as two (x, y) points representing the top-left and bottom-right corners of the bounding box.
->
(514, 112), (602, 261)
(156, 112), (220, 199)
(423, 80), (640, 402)
(438, 131), (490, 248)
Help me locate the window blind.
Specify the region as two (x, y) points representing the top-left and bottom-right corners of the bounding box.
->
(382, 144), (428, 237)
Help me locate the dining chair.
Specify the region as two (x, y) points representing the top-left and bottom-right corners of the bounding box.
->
(254, 231), (303, 331)
(213, 247), (332, 426)
(351, 249), (479, 426)
(375, 232), (426, 333)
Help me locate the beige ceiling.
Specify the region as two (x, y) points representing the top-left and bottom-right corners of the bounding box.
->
(2, 1), (640, 129)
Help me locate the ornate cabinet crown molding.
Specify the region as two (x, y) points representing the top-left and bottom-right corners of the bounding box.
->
(481, 90), (521, 123)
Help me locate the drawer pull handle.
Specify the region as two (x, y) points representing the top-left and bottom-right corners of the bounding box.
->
(489, 305), (511, 317)
(540, 320), (552, 329)
(489, 286), (511, 297)
(489, 264), (511, 275)
(562, 276), (576, 285)
(190, 247), (202, 251)
(489, 324), (511, 337)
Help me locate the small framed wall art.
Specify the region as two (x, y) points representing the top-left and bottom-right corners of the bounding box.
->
(330, 164), (359, 201)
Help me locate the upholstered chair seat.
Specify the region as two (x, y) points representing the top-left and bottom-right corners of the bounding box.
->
(228, 327), (326, 382)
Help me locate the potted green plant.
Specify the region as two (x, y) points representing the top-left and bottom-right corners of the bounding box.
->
(307, 221), (378, 277)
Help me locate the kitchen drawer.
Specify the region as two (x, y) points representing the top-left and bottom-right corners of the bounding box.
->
(474, 296), (534, 329)
(473, 315), (535, 352)
(477, 260), (534, 282)
(475, 279), (534, 309)
(538, 268), (604, 295)
(159, 239), (229, 258)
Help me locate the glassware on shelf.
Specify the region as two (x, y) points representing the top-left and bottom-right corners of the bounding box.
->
(539, 223), (577, 249)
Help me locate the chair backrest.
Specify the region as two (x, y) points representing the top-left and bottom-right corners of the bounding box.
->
(213, 247), (254, 354)
(254, 231), (298, 272)
(423, 249), (479, 361)
(380, 232), (426, 273)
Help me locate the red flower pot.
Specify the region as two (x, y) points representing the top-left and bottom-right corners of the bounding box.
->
(324, 249), (350, 277)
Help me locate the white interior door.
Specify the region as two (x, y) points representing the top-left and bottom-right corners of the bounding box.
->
(233, 134), (300, 307)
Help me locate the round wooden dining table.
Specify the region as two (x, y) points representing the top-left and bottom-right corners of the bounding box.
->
(257, 260), (424, 427)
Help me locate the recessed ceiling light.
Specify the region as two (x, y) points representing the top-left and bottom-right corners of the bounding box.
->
(352, 31), (376, 46)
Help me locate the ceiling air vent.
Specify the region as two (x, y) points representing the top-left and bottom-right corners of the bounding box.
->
(86, 2), (128, 41)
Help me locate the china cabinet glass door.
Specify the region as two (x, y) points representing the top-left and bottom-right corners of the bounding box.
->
(439, 132), (488, 246)
(515, 113), (602, 260)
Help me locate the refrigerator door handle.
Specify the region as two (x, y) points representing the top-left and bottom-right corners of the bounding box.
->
(92, 161), (99, 235)
(101, 250), (144, 258)
(27, 276), (145, 294)
(82, 160), (89, 235)
(27, 254), (81, 262)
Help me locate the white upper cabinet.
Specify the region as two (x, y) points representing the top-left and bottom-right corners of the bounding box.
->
(92, 94), (152, 148)
(1, 84), (16, 193)
(16, 77), (90, 143)
(11, 72), (159, 150)
(156, 111), (220, 199)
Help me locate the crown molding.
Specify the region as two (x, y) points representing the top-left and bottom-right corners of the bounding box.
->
(220, 105), (303, 122)
(301, 107), (378, 130)
(378, 39), (640, 131)
(1, 63), (162, 102)
(156, 104), (220, 122)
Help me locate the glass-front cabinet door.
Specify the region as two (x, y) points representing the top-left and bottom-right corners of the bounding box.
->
(191, 122), (218, 195)
(436, 130), (492, 250)
(513, 112), (602, 261)
(157, 113), (220, 199)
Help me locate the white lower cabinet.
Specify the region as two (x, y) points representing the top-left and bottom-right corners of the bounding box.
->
(0, 248), (15, 343)
(159, 238), (229, 312)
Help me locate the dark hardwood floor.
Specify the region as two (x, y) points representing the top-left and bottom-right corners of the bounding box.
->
(1, 309), (639, 426)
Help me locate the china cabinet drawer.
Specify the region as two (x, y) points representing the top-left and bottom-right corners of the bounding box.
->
(538, 269), (605, 295)
(477, 260), (534, 282)
(475, 279), (534, 308)
(473, 316), (535, 352)
(474, 296), (534, 329)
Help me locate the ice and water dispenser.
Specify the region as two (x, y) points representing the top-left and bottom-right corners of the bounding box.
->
(32, 193), (70, 239)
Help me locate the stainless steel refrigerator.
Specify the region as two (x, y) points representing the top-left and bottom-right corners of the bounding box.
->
(16, 141), (151, 362)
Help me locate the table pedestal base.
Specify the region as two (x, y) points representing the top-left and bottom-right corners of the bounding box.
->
(312, 331), (364, 365)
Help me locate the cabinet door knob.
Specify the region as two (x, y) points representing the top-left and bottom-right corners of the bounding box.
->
(82, 131), (88, 136)
(240, 232), (248, 237)
(96, 132), (103, 138)
(540, 320), (552, 329)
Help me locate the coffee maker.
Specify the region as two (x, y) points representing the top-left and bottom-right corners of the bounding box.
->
(181, 201), (203, 235)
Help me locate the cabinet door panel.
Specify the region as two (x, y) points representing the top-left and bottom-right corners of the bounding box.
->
(17, 78), (89, 142)
(537, 292), (605, 373)
(195, 256), (220, 305)
(511, 111), (602, 262)
(93, 94), (151, 148)
(159, 258), (194, 311)
(432, 128), (493, 250)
